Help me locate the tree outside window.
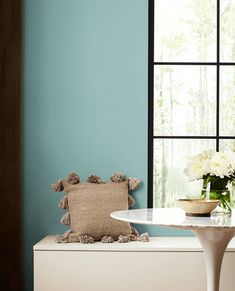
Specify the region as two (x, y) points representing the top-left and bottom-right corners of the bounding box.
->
(149, 0), (235, 208)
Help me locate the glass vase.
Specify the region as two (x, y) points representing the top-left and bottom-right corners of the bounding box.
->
(201, 176), (233, 214)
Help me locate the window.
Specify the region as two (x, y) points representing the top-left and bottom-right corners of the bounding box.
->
(148, 0), (235, 208)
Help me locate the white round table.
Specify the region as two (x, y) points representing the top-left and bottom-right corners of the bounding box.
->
(111, 208), (235, 291)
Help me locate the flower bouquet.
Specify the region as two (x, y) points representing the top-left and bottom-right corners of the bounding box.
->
(185, 150), (235, 213)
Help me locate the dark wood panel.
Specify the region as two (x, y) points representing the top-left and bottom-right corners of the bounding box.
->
(0, 0), (22, 290)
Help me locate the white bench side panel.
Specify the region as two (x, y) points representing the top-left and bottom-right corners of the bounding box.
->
(35, 251), (208, 291)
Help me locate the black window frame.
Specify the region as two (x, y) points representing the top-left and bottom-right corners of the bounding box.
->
(148, 0), (235, 208)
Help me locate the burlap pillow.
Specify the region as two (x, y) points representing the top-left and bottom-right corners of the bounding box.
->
(63, 180), (131, 240)
(51, 172), (147, 243)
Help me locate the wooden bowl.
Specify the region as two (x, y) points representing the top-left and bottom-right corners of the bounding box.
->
(175, 199), (220, 216)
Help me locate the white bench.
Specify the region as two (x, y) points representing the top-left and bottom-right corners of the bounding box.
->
(34, 235), (235, 291)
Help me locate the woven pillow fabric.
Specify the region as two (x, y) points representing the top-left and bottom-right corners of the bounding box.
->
(63, 180), (131, 240)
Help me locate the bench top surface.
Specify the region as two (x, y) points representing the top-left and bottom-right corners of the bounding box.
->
(33, 235), (235, 252)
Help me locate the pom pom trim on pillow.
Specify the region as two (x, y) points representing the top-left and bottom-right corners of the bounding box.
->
(52, 171), (148, 243)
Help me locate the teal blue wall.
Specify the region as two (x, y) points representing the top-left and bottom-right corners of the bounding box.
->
(23, 1), (190, 290)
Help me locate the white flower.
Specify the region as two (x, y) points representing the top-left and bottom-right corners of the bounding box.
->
(185, 150), (235, 181)
(209, 152), (229, 178)
(184, 151), (211, 181)
(210, 151), (235, 178)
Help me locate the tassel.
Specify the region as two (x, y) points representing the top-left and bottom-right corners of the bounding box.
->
(79, 235), (95, 244)
(60, 212), (70, 226)
(118, 235), (130, 243)
(131, 227), (140, 237)
(67, 172), (80, 184)
(128, 177), (141, 190)
(128, 194), (135, 208)
(58, 195), (68, 209)
(110, 172), (126, 183)
(137, 232), (150, 242)
(87, 175), (102, 184)
(127, 234), (137, 241)
(101, 235), (114, 243)
(51, 179), (64, 192)
(55, 229), (72, 243)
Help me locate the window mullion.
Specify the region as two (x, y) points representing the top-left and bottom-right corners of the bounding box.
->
(148, 0), (154, 208)
(216, 0), (220, 151)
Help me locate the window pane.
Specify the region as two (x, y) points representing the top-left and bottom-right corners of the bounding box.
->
(154, 0), (216, 62)
(154, 66), (216, 136)
(220, 66), (235, 136)
(221, 0), (235, 62)
(153, 139), (215, 208)
(220, 139), (235, 151)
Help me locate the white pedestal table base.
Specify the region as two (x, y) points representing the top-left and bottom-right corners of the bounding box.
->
(192, 229), (235, 291)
